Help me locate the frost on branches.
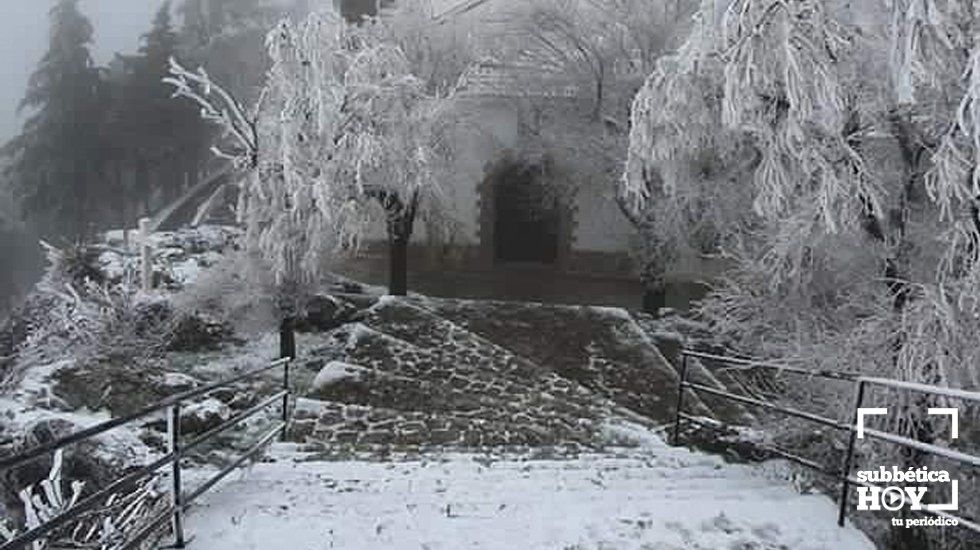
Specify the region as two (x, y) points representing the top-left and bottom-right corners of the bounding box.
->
(0, 450), (164, 550)
(491, 0), (694, 310)
(624, 0), (980, 432)
(167, 11), (461, 297)
(624, 4), (980, 541)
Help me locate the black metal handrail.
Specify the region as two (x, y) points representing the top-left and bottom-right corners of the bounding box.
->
(673, 349), (980, 533)
(0, 355), (293, 549)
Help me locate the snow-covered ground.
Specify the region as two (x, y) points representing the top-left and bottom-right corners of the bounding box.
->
(184, 436), (875, 550)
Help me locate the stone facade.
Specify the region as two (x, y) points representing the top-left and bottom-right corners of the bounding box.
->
(346, 0), (639, 279)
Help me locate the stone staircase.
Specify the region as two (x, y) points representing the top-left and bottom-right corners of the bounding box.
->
(285, 296), (694, 454)
(180, 295), (877, 549)
(184, 438), (876, 550)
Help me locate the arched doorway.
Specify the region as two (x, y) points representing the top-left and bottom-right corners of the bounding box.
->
(481, 159), (569, 267)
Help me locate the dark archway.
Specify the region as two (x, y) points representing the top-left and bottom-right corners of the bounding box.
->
(338, 0), (394, 23)
(491, 163), (561, 264)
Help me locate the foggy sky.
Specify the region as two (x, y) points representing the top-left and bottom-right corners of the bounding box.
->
(0, 0), (159, 141)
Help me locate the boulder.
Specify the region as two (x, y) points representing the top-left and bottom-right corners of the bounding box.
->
(179, 398), (232, 435)
(293, 295), (357, 333)
(158, 372), (200, 393)
(166, 313), (238, 352)
(311, 362), (370, 392)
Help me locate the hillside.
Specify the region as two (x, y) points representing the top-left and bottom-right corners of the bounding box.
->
(0, 226), (874, 549)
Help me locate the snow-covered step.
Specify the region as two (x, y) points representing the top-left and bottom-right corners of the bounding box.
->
(185, 441), (874, 550)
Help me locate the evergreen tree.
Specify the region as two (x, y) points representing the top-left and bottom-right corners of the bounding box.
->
(2, 0), (105, 239)
(134, 1), (205, 202)
(176, 0), (279, 102)
(102, 1), (211, 222)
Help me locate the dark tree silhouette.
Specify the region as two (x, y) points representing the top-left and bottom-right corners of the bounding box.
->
(2, 0), (106, 239)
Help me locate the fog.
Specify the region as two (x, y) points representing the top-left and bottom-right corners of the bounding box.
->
(0, 1), (157, 317)
(0, 0), (156, 141)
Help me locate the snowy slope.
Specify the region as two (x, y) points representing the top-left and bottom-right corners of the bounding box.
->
(184, 434), (875, 550)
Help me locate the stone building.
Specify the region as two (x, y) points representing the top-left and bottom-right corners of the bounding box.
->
(338, 0), (644, 304)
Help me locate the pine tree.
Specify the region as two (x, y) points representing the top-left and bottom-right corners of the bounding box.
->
(2, 0), (106, 239)
(134, 1), (205, 202)
(101, 1), (211, 222)
(176, 0), (279, 102)
(141, 2), (179, 82)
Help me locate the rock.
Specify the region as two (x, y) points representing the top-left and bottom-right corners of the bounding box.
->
(179, 398), (231, 434)
(167, 313), (238, 352)
(133, 298), (174, 339)
(158, 372), (200, 393)
(207, 387), (238, 404)
(227, 392), (258, 411)
(53, 361), (171, 417)
(360, 430), (393, 445)
(139, 429), (167, 452)
(287, 419), (316, 441)
(311, 362), (369, 392)
(294, 295), (357, 333)
(334, 431), (358, 444)
(326, 281), (364, 295)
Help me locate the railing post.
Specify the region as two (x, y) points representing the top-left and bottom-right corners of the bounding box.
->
(168, 404), (186, 548)
(837, 379), (866, 527)
(672, 352), (689, 446)
(281, 359), (291, 441)
(139, 217), (153, 292)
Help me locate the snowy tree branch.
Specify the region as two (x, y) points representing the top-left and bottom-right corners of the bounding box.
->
(164, 57), (259, 169)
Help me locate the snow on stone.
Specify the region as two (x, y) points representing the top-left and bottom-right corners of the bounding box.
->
(95, 224), (242, 288)
(0, 395), (155, 466)
(311, 361), (369, 390)
(293, 397), (329, 416)
(185, 398), (231, 421)
(600, 418), (671, 447)
(97, 249), (128, 281)
(343, 322), (413, 351)
(185, 440), (875, 550)
(170, 258), (204, 286)
(160, 372), (200, 390)
(589, 305), (634, 320)
(192, 332), (279, 376)
(11, 358), (73, 398)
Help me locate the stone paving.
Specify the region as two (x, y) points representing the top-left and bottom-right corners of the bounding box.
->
(288, 296), (688, 453)
(424, 298), (683, 422)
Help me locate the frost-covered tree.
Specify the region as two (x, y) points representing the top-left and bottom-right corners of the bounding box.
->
(168, 11), (461, 300)
(252, 13), (458, 296)
(625, 0), (980, 381)
(624, 1), (980, 543)
(505, 0), (691, 121)
(621, 3), (980, 544)
(497, 0), (694, 309)
(376, 0), (478, 95)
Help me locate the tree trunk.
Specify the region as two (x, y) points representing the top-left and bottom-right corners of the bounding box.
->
(372, 188), (419, 297)
(613, 171), (670, 315)
(880, 110), (934, 550)
(389, 235), (409, 296)
(642, 283), (666, 314)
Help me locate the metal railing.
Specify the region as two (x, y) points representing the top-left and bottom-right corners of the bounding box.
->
(0, 356), (293, 550)
(673, 349), (980, 533)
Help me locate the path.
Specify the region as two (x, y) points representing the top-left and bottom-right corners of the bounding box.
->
(184, 439), (875, 550)
(178, 296), (874, 549)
